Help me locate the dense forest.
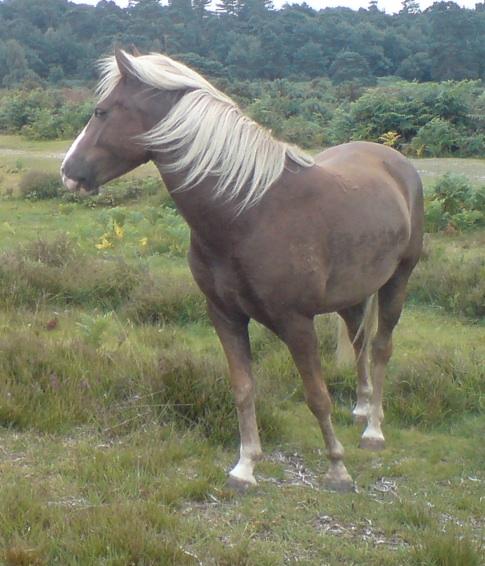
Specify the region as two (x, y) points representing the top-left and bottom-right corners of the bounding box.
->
(0, 0), (484, 84)
(0, 0), (484, 156)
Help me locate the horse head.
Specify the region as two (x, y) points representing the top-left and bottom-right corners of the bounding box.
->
(61, 49), (155, 194)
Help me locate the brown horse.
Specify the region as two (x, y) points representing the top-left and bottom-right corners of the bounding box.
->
(61, 49), (423, 491)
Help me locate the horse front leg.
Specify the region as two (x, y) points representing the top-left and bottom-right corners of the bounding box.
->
(207, 301), (262, 489)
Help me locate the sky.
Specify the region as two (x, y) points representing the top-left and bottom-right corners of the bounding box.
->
(72, 0), (480, 15)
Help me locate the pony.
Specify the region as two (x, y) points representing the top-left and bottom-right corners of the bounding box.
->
(61, 49), (423, 491)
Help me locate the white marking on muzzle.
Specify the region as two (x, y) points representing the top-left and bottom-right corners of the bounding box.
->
(61, 126), (87, 190)
(62, 174), (80, 192)
(62, 126), (87, 168)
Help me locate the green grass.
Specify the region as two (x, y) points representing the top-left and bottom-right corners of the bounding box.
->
(0, 137), (483, 564)
(410, 157), (485, 190)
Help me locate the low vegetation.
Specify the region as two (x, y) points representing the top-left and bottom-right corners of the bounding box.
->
(425, 173), (484, 232)
(1, 78), (484, 157)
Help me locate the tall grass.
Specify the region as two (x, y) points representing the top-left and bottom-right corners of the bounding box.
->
(0, 235), (204, 325)
(408, 234), (484, 319)
(411, 530), (482, 566)
(386, 348), (484, 428)
(0, 235), (141, 310)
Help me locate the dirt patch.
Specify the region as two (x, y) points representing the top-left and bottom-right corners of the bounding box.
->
(0, 148), (64, 160)
(263, 451), (320, 489)
(315, 513), (408, 550)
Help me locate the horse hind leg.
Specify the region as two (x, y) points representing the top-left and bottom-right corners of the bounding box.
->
(337, 296), (377, 425)
(279, 315), (354, 491)
(360, 262), (414, 451)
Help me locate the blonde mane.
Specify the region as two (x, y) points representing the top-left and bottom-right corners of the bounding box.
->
(97, 51), (314, 211)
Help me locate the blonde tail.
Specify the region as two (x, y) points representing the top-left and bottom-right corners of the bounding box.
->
(336, 294), (378, 368)
(336, 315), (355, 367)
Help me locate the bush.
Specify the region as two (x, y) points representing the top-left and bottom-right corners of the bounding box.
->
(424, 173), (484, 232)
(19, 170), (62, 200)
(411, 117), (461, 156)
(433, 173), (484, 216)
(0, 87), (93, 140)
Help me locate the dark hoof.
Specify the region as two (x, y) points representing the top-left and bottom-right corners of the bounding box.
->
(323, 475), (355, 493)
(226, 474), (256, 493)
(359, 437), (385, 451)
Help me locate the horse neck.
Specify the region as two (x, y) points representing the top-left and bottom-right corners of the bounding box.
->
(153, 159), (245, 250)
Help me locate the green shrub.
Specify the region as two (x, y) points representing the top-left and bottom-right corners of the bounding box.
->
(433, 173), (483, 216)
(411, 117), (461, 156)
(424, 199), (448, 232)
(0, 87), (93, 140)
(424, 173), (484, 232)
(19, 170), (62, 200)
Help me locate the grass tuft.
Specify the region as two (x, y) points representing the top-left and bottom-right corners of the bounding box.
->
(411, 530), (483, 566)
(123, 272), (207, 325)
(0, 237), (142, 310)
(155, 348), (283, 445)
(409, 234), (485, 319)
(393, 501), (435, 530)
(386, 348), (484, 428)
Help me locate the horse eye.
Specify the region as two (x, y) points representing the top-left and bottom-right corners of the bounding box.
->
(94, 108), (107, 118)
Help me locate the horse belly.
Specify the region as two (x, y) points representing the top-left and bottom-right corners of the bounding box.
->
(321, 219), (410, 311)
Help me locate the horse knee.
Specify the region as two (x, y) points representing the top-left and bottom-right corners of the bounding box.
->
(232, 380), (255, 409)
(372, 335), (393, 364)
(304, 386), (332, 420)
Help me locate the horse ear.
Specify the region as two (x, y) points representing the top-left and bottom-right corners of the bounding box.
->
(115, 48), (134, 77)
(130, 44), (142, 57)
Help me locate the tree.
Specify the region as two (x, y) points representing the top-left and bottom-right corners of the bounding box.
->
(329, 51), (374, 85)
(294, 41), (328, 78)
(427, 2), (481, 80)
(217, 0), (239, 16)
(193, 0), (211, 19)
(400, 0), (420, 14)
(0, 39), (37, 86)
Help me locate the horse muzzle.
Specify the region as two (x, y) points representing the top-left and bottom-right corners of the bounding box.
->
(60, 166), (98, 195)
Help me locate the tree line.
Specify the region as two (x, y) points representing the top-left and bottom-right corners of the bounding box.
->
(0, 0), (484, 86)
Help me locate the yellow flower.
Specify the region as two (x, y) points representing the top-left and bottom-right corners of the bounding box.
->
(139, 237), (148, 247)
(113, 221), (124, 239)
(95, 235), (113, 250)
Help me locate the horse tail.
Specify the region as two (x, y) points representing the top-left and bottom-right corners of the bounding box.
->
(336, 294), (378, 367)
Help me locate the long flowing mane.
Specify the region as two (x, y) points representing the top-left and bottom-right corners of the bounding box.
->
(97, 51), (314, 211)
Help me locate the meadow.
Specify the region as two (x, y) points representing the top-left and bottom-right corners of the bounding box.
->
(0, 136), (483, 565)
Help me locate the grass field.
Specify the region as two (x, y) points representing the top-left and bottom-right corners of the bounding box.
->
(0, 137), (483, 565)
